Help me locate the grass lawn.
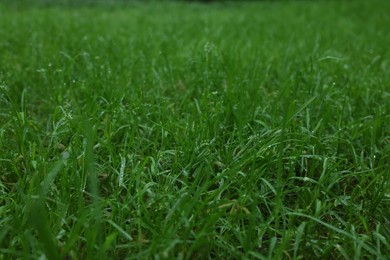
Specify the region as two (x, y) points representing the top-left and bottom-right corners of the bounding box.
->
(0, 0), (389, 258)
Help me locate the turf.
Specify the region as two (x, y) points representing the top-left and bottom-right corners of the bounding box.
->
(0, 0), (389, 259)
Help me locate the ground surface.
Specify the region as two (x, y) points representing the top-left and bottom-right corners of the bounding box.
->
(0, 0), (389, 258)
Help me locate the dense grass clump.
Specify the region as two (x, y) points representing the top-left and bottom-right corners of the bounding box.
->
(0, 0), (389, 258)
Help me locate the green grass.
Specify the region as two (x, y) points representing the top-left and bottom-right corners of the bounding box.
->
(0, 0), (389, 259)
